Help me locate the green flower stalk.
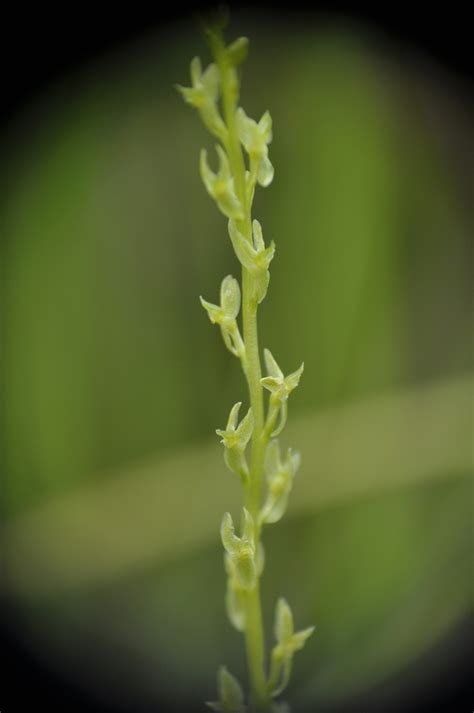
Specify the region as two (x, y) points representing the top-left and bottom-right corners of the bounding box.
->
(178, 19), (314, 713)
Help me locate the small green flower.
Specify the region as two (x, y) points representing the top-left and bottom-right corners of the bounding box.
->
(274, 599), (314, 655)
(261, 350), (304, 402)
(178, 56), (219, 107)
(217, 402), (253, 450)
(200, 275), (245, 359)
(236, 107), (274, 186)
(228, 219), (275, 303)
(261, 350), (304, 437)
(268, 599), (315, 697)
(177, 57), (227, 139)
(216, 402), (254, 481)
(200, 146), (244, 220)
(200, 274), (240, 326)
(224, 541), (264, 631)
(207, 666), (246, 713)
(228, 219), (275, 274)
(259, 440), (300, 525)
(221, 509), (257, 590)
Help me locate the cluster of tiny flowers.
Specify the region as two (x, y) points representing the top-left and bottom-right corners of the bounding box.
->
(178, 23), (313, 713)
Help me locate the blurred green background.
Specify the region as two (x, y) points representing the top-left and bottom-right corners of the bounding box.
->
(1, 11), (472, 712)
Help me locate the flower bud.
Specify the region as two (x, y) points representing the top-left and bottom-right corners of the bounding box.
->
(200, 147), (244, 220)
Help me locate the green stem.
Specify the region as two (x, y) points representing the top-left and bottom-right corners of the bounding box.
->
(244, 580), (268, 711)
(241, 271), (268, 711)
(213, 34), (270, 712)
(242, 273), (265, 517)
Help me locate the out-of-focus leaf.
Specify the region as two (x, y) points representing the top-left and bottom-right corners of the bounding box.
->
(2, 373), (471, 597)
